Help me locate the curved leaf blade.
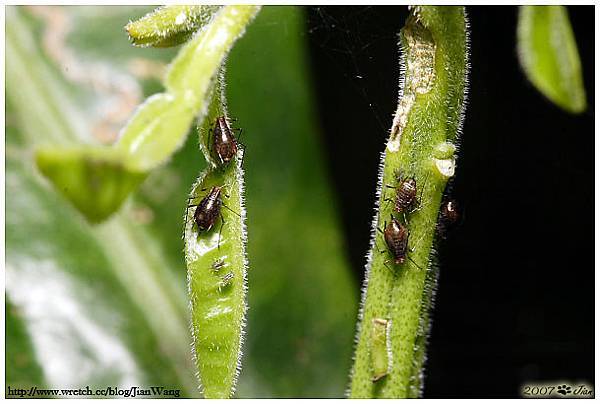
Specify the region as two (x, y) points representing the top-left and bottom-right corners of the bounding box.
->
(517, 5), (586, 113)
(35, 147), (146, 223)
(31, 5), (260, 223)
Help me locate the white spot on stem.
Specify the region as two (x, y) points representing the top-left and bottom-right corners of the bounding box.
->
(434, 158), (456, 178)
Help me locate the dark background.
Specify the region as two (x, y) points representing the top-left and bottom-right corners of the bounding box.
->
(306, 6), (594, 398)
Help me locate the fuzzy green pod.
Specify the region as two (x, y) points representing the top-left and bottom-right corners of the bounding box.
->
(125, 6), (219, 48)
(184, 76), (247, 398)
(350, 7), (468, 398)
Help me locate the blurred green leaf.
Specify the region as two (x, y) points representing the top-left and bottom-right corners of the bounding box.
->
(517, 5), (586, 113)
(6, 299), (46, 390)
(6, 5), (357, 398)
(35, 147), (146, 223)
(6, 5), (197, 396)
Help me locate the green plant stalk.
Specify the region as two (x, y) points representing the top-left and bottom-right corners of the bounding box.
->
(349, 6), (468, 398)
(35, 5), (260, 223)
(517, 6), (586, 114)
(184, 74), (247, 399)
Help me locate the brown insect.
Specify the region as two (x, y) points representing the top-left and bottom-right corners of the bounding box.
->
(193, 186), (223, 231)
(395, 177), (418, 213)
(377, 215), (423, 270)
(437, 199), (461, 239)
(187, 186), (240, 248)
(382, 216), (410, 265)
(385, 171), (427, 222)
(212, 116), (239, 166)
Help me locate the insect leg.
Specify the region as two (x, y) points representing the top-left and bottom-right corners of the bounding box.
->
(407, 255), (424, 271)
(382, 259), (396, 274)
(217, 213), (226, 249)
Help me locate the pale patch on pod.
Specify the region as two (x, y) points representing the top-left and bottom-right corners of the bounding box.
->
(433, 157), (456, 178)
(388, 16), (436, 153)
(432, 142), (456, 178)
(370, 318), (391, 383)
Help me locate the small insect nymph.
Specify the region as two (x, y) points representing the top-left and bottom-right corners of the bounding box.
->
(194, 186), (223, 232)
(383, 216), (410, 265)
(437, 199), (461, 238)
(394, 177), (418, 214)
(212, 116), (238, 166)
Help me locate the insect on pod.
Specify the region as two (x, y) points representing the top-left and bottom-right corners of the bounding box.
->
(437, 198), (461, 239)
(187, 185), (241, 248)
(194, 186), (223, 232)
(394, 177), (418, 214)
(212, 116), (239, 166)
(383, 216), (410, 265)
(384, 171), (427, 223)
(377, 215), (423, 270)
(212, 257), (227, 272)
(219, 271), (234, 291)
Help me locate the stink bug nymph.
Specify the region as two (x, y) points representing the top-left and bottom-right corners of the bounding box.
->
(212, 116), (238, 166)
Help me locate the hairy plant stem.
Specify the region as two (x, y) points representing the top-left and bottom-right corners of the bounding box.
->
(349, 7), (468, 398)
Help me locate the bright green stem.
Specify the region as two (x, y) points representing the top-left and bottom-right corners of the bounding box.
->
(184, 74), (247, 398)
(350, 7), (468, 398)
(517, 6), (586, 114)
(35, 5), (260, 223)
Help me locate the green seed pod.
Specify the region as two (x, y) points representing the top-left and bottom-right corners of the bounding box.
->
(125, 6), (220, 48)
(184, 76), (248, 398)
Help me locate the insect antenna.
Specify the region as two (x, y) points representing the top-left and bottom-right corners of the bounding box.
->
(222, 203), (241, 217)
(415, 171), (431, 211)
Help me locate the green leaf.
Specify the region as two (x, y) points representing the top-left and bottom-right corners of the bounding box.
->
(6, 298), (46, 391)
(349, 6), (469, 398)
(517, 5), (586, 113)
(125, 6), (220, 48)
(164, 6), (260, 104)
(115, 93), (196, 170)
(32, 5), (260, 223)
(35, 147), (146, 223)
